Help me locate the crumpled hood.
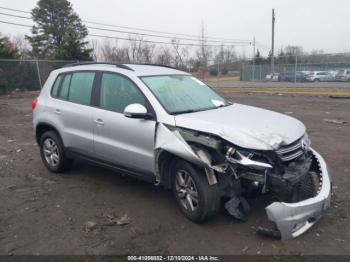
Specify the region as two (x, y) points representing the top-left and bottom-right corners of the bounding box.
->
(174, 103), (306, 150)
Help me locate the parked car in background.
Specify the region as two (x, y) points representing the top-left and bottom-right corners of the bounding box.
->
(305, 71), (333, 82)
(278, 71), (308, 82)
(265, 72), (280, 81)
(328, 70), (339, 81)
(335, 69), (350, 81)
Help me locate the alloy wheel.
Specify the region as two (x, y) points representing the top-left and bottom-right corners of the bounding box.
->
(175, 169), (199, 211)
(42, 138), (60, 167)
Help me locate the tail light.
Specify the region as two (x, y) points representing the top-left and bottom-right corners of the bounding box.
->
(32, 98), (38, 110)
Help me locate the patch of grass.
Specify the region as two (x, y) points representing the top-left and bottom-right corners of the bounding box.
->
(204, 76), (240, 83)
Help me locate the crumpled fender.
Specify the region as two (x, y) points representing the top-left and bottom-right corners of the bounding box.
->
(154, 123), (220, 185)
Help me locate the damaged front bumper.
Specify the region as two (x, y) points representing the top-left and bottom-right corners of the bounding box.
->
(264, 148), (332, 240)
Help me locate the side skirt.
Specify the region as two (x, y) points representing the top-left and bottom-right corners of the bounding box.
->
(65, 148), (156, 184)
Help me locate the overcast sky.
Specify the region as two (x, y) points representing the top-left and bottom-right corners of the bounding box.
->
(0, 0), (349, 56)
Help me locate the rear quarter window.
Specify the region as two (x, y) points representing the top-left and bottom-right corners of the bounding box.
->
(58, 74), (72, 100)
(51, 75), (63, 97)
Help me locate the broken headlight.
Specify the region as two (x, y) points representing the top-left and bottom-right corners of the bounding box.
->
(225, 147), (273, 170)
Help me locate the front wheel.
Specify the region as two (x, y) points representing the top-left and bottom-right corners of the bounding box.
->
(171, 160), (220, 222)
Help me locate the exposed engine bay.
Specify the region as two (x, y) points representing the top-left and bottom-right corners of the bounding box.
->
(155, 123), (331, 240)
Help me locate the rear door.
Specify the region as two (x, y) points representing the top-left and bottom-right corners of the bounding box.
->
(48, 71), (96, 156)
(91, 72), (156, 175)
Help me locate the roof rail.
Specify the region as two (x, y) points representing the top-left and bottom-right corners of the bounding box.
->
(137, 63), (178, 70)
(62, 62), (134, 71)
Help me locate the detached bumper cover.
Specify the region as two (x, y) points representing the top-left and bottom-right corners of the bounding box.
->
(265, 148), (332, 240)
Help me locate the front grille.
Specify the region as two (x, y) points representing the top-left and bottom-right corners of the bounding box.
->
(275, 138), (304, 162)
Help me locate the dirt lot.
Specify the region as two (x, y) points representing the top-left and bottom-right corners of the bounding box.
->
(0, 92), (349, 255)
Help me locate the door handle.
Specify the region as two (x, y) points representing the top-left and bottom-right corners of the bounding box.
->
(54, 109), (61, 115)
(94, 119), (104, 126)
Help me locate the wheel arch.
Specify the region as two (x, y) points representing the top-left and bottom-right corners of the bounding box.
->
(35, 123), (63, 146)
(157, 150), (181, 190)
(156, 148), (216, 190)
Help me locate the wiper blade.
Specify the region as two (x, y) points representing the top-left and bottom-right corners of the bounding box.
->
(172, 109), (197, 115)
(172, 106), (216, 115)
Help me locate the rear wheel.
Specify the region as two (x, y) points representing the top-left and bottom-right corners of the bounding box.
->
(39, 131), (72, 173)
(313, 78), (320, 82)
(171, 160), (220, 222)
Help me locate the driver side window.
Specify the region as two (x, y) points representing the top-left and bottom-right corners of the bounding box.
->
(99, 73), (146, 113)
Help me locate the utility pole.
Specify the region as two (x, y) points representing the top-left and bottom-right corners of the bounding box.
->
(271, 8), (275, 73)
(252, 37), (256, 80)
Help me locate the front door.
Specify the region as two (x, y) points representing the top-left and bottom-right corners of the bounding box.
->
(92, 72), (156, 174)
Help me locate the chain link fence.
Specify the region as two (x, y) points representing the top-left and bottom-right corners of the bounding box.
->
(0, 59), (76, 95)
(242, 56), (350, 82)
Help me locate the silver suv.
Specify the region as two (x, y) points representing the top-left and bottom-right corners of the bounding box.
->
(32, 63), (331, 240)
(305, 71), (333, 82)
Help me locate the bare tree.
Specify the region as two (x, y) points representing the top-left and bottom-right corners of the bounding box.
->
(88, 38), (101, 61)
(11, 34), (31, 59)
(214, 45), (237, 72)
(196, 22), (212, 73)
(284, 46), (304, 56)
(171, 39), (190, 70)
(100, 39), (130, 63)
(128, 35), (155, 63)
(155, 46), (173, 66)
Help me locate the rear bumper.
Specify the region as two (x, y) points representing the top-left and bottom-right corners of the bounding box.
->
(265, 148), (331, 240)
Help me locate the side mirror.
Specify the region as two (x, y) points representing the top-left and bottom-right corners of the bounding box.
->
(123, 103), (152, 119)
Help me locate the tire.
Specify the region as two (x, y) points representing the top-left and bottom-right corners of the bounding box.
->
(313, 78), (320, 82)
(39, 131), (72, 173)
(171, 160), (220, 222)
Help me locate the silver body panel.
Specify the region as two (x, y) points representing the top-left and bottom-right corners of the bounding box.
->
(91, 107), (156, 173)
(33, 64), (331, 240)
(265, 148), (331, 240)
(174, 103), (306, 150)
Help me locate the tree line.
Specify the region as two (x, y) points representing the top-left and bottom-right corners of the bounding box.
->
(1, 0), (348, 74)
(0, 0), (243, 75)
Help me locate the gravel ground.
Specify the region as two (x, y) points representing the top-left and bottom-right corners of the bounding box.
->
(0, 92), (349, 255)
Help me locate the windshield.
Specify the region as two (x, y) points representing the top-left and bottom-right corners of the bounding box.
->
(141, 75), (228, 114)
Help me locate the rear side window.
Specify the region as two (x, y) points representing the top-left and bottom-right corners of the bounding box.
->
(68, 72), (95, 105)
(58, 74), (71, 100)
(99, 73), (146, 113)
(51, 75), (63, 97)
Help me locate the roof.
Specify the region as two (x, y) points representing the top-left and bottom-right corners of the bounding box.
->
(124, 64), (189, 76)
(59, 62), (189, 76)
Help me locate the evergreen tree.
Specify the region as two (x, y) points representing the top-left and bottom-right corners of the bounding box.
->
(26, 0), (92, 60)
(0, 35), (19, 58)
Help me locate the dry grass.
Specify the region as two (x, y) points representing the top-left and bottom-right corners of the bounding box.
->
(203, 76), (240, 83)
(216, 87), (350, 97)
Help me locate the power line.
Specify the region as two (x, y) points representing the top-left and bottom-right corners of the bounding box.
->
(0, 5), (251, 43)
(0, 10), (250, 44)
(0, 11), (31, 20)
(88, 25), (250, 44)
(84, 20), (250, 42)
(0, 6), (30, 14)
(0, 20), (250, 47)
(0, 20), (31, 28)
(89, 34), (250, 47)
